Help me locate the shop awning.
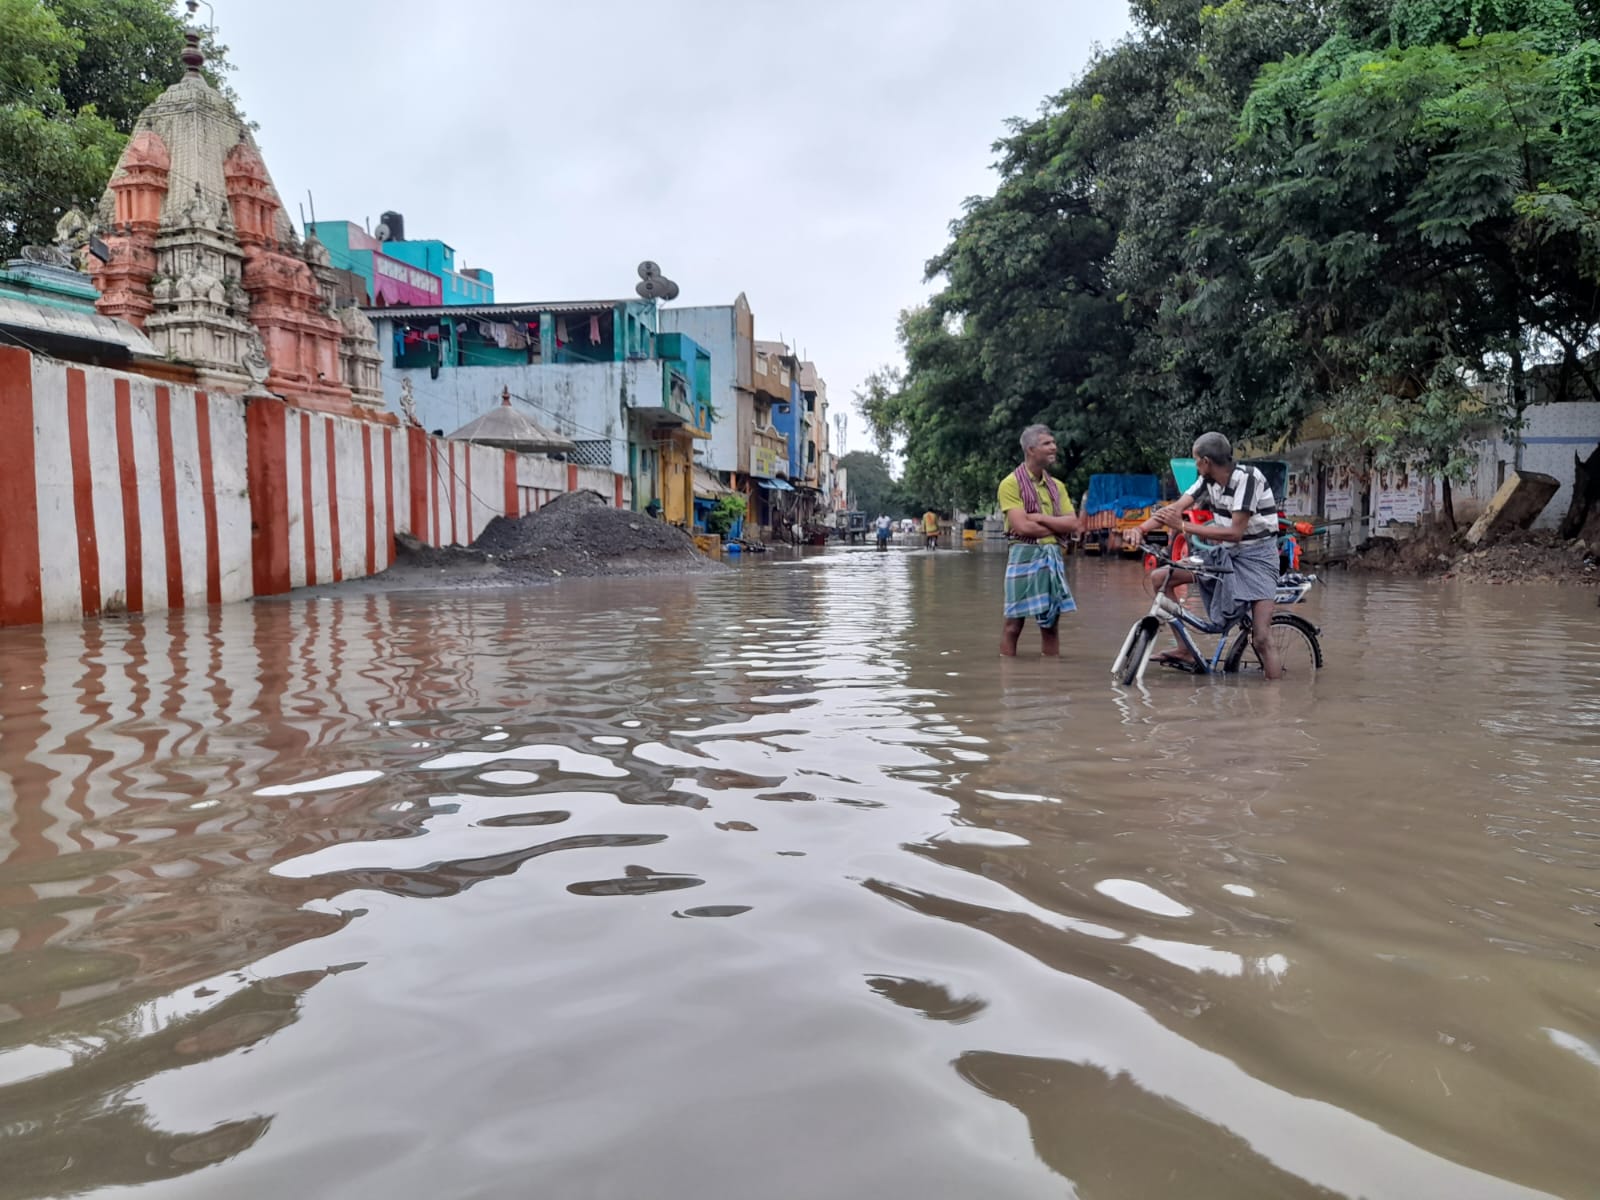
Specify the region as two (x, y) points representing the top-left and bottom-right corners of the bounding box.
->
(758, 478), (794, 492)
(693, 468), (733, 499)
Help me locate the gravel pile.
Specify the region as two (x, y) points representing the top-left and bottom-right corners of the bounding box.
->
(382, 490), (718, 591)
(473, 490), (699, 561)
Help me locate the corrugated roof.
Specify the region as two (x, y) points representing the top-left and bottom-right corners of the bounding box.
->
(361, 300), (635, 321)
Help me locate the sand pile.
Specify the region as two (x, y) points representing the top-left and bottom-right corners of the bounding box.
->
(385, 490), (717, 589)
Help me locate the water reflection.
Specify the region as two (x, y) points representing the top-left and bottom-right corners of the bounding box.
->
(0, 553), (1595, 1198)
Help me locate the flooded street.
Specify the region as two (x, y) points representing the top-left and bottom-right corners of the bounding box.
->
(1, 549), (1597, 1200)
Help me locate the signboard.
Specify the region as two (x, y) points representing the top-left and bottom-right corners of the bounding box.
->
(370, 250), (442, 306)
(751, 444), (781, 478)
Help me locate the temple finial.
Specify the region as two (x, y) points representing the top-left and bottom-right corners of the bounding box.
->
(181, 1), (205, 77)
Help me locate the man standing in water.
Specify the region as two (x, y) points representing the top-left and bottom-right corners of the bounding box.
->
(922, 508), (940, 549)
(999, 424), (1081, 656)
(875, 513), (893, 551)
(1137, 431), (1283, 679)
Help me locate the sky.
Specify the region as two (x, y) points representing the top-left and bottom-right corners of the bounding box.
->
(221, 0), (1134, 453)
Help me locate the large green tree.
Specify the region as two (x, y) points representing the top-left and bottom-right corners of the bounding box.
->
(0, 0), (239, 260)
(836, 450), (905, 518)
(867, 0), (1600, 534)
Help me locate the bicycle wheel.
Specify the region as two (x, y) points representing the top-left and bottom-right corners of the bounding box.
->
(1118, 623), (1155, 686)
(1239, 613), (1323, 679)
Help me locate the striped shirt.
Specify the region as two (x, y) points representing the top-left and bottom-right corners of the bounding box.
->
(1180, 465), (1279, 538)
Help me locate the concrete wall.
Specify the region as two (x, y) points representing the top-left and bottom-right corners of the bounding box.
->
(0, 346), (253, 625)
(1479, 402), (1600, 529)
(377, 356), (635, 477)
(0, 346), (631, 627)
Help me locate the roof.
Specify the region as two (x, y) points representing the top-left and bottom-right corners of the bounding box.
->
(693, 467), (733, 499)
(447, 399), (576, 453)
(0, 295), (159, 358)
(361, 300), (636, 322)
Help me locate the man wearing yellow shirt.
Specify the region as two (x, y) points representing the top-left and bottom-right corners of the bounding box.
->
(922, 509), (940, 549)
(999, 424), (1081, 656)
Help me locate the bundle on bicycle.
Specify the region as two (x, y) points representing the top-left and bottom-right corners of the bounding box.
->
(1112, 541), (1323, 685)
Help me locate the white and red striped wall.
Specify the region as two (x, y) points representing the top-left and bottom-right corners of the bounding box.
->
(1, 347), (252, 626)
(0, 347), (630, 627)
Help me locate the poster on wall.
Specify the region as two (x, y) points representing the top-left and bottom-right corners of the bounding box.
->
(1375, 467), (1426, 524)
(1323, 463), (1357, 521)
(1285, 470), (1316, 516)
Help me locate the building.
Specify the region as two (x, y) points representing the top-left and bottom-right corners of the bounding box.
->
(659, 294), (802, 535)
(364, 297), (714, 526)
(302, 214), (494, 311)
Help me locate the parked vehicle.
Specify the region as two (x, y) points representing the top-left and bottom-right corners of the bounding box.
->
(1079, 474), (1163, 555)
(834, 511), (867, 543)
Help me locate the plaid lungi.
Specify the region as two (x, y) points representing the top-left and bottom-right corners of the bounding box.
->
(1004, 542), (1076, 628)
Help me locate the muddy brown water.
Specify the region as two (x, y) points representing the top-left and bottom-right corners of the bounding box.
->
(0, 548), (1596, 1199)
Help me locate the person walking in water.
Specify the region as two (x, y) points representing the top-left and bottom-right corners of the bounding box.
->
(875, 513), (892, 551)
(922, 509), (940, 549)
(1136, 431), (1283, 679)
(999, 424), (1081, 656)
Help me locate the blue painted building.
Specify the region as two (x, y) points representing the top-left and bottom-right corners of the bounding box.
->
(304, 216), (494, 309)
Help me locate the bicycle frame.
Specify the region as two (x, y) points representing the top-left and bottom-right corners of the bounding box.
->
(1111, 592), (1246, 685)
(1111, 544), (1318, 685)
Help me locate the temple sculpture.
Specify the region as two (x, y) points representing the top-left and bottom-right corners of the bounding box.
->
(86, 9), (384, 417)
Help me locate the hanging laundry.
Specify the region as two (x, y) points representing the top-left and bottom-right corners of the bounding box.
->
(588, 314), (601, 345)
(490, 323), (511, 348)
(556, 317), (569, 346)
(504, 325), (528, 350)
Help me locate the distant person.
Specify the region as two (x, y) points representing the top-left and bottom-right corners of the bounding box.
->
(1136, 431), (1282, 679)
(999, 424), (1081, 656)
(922, 509), (940, 549)
(875, 513), (892, 551)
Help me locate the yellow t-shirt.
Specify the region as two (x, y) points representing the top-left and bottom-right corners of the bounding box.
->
(998, 470), (1074, 544)
(922, 511), (938, 534)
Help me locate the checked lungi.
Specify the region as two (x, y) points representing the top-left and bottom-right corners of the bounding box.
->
(1004, 542), (1076, 629)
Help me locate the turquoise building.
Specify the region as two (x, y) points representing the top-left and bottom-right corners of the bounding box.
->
(304, 216), (493, 309)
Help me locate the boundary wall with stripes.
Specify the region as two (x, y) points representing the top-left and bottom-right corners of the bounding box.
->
(0, 347), (629, 626)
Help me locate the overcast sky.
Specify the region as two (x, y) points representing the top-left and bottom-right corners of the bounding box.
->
(222, 1), (1133, 449)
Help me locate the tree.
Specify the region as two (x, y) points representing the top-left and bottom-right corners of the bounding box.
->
(871, 0), (1600, 539)
(837, 450), (903, 518)
(0, 0), (240, 260)
(1236, 5), (1600, 525)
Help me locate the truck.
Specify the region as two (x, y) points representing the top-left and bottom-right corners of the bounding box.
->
(1078, 474), (1163, 555)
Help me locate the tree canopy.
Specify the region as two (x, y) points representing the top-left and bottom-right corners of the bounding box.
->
(837, 450), (905, 517)
(865, 0), (1600, 525)
(0, 0), (240, 260)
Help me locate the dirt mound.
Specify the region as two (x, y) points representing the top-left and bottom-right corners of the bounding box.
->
(1351, 526), (1599, 587)
(1445, 532), (1599, 587)
(473, 489), (698, 561)
(383, 490), (716, 591)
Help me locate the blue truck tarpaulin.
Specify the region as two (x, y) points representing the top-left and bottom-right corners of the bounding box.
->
(1083, 474), (1161, 517)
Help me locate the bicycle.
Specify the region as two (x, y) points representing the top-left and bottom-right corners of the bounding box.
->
(1112, 542), (1324, 686)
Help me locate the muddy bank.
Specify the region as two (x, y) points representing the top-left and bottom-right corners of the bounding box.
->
(347, 491), (723, 593)
(1351, 527), (1599, 587)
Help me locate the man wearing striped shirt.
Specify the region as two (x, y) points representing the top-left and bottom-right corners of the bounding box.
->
(1137, 432), (1284, 679)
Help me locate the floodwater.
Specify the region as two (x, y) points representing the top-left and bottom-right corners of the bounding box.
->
(1, 547), (1597, 1200)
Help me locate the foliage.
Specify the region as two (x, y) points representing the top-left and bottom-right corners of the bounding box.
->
(867, 0), (1600, 530)
(0, 0), (241, 259)
(837, 450), (905, 517)
(704, 493), (746, 538)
